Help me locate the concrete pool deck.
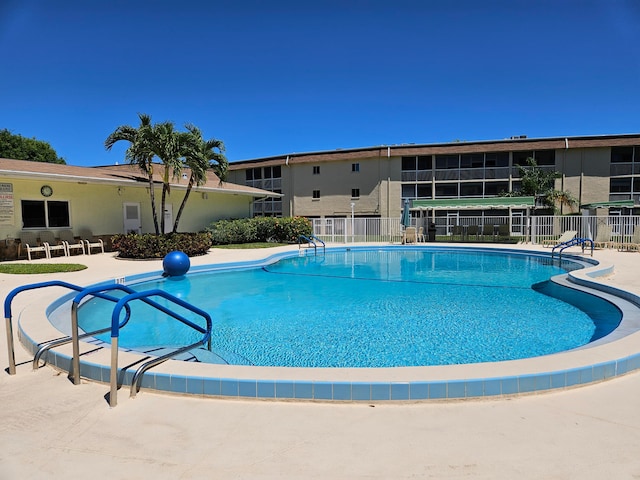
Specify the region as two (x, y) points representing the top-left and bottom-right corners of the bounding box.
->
(2, 243), (640, 478)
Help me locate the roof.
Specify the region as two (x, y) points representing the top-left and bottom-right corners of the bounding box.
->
(0, 158), (280, 197)
(411, 197), (536, 210)
(228, 133), (640, 169)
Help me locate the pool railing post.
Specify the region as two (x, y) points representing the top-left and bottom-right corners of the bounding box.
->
(110, 337), (119, 408)
(70, 302), (82, 385)
(5, 315), (16, 375)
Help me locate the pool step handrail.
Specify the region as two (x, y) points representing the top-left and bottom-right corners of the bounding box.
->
(108, 289), (212, 408)
(69, 283), (211, 386)
(552, 237), (594, 259)
(33, 299), (132, 371)
(4, 280), (131, 376)
(298, 234), (325, 255)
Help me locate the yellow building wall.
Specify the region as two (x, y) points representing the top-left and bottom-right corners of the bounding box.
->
(0, 176), (253, 242)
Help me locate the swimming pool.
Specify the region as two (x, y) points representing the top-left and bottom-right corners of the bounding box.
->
(73, 247), (621, 368)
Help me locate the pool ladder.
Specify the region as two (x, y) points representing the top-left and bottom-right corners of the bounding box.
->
(4, 280), (212, 408)
(551, 237), (594, 260)
(298, 234), (325, 255)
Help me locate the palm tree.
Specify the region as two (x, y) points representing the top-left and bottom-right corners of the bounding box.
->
(105, 113), (161, 234)
(172, 125), (227, 232)
(513, 158), (576, 213)
(148, 121), (183, 233)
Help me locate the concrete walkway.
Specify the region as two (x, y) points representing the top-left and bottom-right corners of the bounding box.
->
(2, 244), (640, 479)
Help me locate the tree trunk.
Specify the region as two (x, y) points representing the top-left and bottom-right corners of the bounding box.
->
(173, 178), (194, 233)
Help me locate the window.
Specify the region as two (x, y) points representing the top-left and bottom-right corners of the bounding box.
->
(264, 167), (273, 179)
(313, 166), (320, 175)
(611, 146), (634, 163)
(312, 190), (320, 199)
(416, 184), (432, 198)
(351, 188), (360, 198)
(272, 166), (281, 178)
(435, 154), (459, 169)
(435, 183), (458, 197)
(485, 152), (509, 168)
(484, 181), (509, 196)
(460, 183), (483, 196)
(610, 178), (632, 193)
(534, 150), (555, 166)
(21, 200), (70, 228)
(401, 156), (416, 171)
(351, 163), (360, 172)
(417, 155), (432, 170)
(512, 151), (534, 166)
(460, 154), (484, 169)
(402, 184), (416, 198)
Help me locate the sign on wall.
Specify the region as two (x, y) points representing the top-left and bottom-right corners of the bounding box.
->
(0, 183), (15, 226)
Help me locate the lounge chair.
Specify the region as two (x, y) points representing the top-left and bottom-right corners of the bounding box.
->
(593, 224), (612, 249)
(19, 231), (48, 260)
(417, 227), (425, 242)
(403, 226), (417, 244)
(58, 230), (85, 255)
(614, 226), (640, 252)
(80, 230), (104, 254)
(38, 230), (68, 257)
(542, 230), (577, 247)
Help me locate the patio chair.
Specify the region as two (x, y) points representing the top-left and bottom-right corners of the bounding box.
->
(58, 230), (86, 255)
(19, 231), (48, 260)
(614, 226), (640, 252)
(542, 230), (577, 247)
(417, 227), (425, 242)
(403, 227), (417, 244)
(38, 230), (68, 257)
(451, 225), (463, 241)
(482, 223), (494, 240)
(80, 229), (104, 254)
(593, 224), (612, 249)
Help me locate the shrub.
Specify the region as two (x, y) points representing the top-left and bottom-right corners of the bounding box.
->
(111, 232), (213, 259)
(207, 216), (312, 245)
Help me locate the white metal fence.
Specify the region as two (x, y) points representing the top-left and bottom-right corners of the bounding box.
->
(312, 215), (640, 247)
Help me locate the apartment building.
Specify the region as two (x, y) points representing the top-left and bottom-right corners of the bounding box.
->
(227, 134), (640, 224)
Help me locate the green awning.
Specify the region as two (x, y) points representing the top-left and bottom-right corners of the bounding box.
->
(581, 200), (635, 209)
(411, 196), (535, 210)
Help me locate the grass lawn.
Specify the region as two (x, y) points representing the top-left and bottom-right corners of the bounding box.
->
(213, 242), (291, 249)
(0, 263), (88, 274)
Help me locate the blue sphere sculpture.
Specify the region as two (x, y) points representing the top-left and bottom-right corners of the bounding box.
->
(163, 251), (190, 277)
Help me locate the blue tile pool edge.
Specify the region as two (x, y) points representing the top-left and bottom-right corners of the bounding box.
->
(20, 327), (640, 401)
(15, 245), (640, 402)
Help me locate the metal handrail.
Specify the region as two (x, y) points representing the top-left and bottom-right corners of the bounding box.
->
(552, 237), (594, 259)
(298, 234), (325, 255)
(4, 280), (128, 375)
(108, 289), (212, 407)
(69, 283), (205, 385)
(309, 234), (326, 252)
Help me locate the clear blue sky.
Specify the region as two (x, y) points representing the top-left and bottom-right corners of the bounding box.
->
(1, 0), (639, 167)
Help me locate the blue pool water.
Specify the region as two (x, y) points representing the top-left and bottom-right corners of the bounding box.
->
(75, 248), (622, 368)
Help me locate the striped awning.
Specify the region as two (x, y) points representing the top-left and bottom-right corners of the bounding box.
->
(581, 200), (635, 209)
(411, 196), (535, 210)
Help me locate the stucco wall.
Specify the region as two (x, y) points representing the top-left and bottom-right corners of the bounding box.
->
(0, 176), (253, 258)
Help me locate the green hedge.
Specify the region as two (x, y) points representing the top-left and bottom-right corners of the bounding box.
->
(111, 232), (213, 259)
(207, 216), (312, 245)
